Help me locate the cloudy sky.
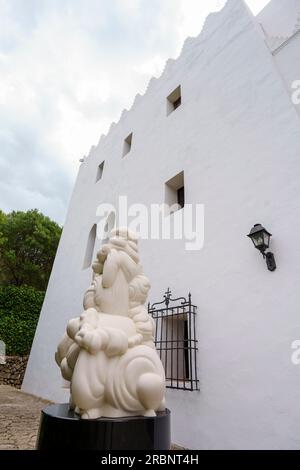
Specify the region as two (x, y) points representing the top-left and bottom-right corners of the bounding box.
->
(0, 0), (270, 225)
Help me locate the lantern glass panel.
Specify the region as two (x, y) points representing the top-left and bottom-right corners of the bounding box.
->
(252, 232), (264, 248)
(263, 231), (270, 248)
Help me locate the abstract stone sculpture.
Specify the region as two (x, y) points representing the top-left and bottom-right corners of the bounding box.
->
(55, 228), (166, 419)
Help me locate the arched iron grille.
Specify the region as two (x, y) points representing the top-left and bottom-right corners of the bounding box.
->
(148, 288), (199, 391)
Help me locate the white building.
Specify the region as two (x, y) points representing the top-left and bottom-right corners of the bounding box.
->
(23, 0), (300, 450)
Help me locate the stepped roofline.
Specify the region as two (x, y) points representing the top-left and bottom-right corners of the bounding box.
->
(85, 0), (248, 159)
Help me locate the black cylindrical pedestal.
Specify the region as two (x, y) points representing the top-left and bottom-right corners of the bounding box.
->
(36, 404), (171, 450)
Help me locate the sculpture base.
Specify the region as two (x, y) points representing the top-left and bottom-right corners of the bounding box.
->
(36, 404), (171, 450)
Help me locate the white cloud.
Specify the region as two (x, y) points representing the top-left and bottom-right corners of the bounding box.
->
(0, 0), (270, 224)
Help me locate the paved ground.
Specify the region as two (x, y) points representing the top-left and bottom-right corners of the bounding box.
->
(0, 385), (183, 450)
(0, 385), (51, 450)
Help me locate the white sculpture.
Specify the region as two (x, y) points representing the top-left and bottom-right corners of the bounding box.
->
(55, 228), (166, 419)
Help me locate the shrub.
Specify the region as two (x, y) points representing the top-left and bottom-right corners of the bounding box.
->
(0, 285), (44, 356)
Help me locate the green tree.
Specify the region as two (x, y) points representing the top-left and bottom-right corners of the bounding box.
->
(0, 209), (62, 290)
(0, 210), (6, 284)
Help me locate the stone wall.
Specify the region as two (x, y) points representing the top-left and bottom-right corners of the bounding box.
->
(0, 356), (28, 388)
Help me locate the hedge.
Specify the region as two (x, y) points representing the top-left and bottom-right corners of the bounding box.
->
(0, 285), (44, 356)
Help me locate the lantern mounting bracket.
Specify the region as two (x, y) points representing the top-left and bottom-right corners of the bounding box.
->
(247, 223), (277, 272)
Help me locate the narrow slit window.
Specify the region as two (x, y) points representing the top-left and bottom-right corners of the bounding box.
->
(177, 186), (185, 209)
(83, 224), (97, 269)
(96, 161), (104, 182)
(123, 133), (133, 157)
(167, 85), (181, 115)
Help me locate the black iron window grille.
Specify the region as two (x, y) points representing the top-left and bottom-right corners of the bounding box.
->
(148, 288), (199, 391)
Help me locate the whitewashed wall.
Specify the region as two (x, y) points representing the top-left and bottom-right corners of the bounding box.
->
(23, 0), (300, 449)
(257, 0), (300, 37)
(272, 36), (300, 116)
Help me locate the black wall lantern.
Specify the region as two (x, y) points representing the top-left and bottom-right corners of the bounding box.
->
(247, 224), (276, 272)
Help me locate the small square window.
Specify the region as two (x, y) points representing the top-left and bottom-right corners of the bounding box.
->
(123, 133), (133, 157)
(96, 161), (104, 182)
(165, 171), (185, 213)
(167, 85), (181, 116)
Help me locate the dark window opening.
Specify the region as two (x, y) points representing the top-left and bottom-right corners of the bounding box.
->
(177, 186), (185, 209)
(149, 289), (199, 391)
(173, 96), (181, 110)
(183, 319), (190, 379)
(96, 161), (104, 182)
(167, 85), (182, 115)
(123, 133), (133, 157)
(165, 171), (185, 212)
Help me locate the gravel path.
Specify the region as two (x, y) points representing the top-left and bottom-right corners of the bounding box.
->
(0, 385), (51, 450)
(0, 385), (183, 450)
